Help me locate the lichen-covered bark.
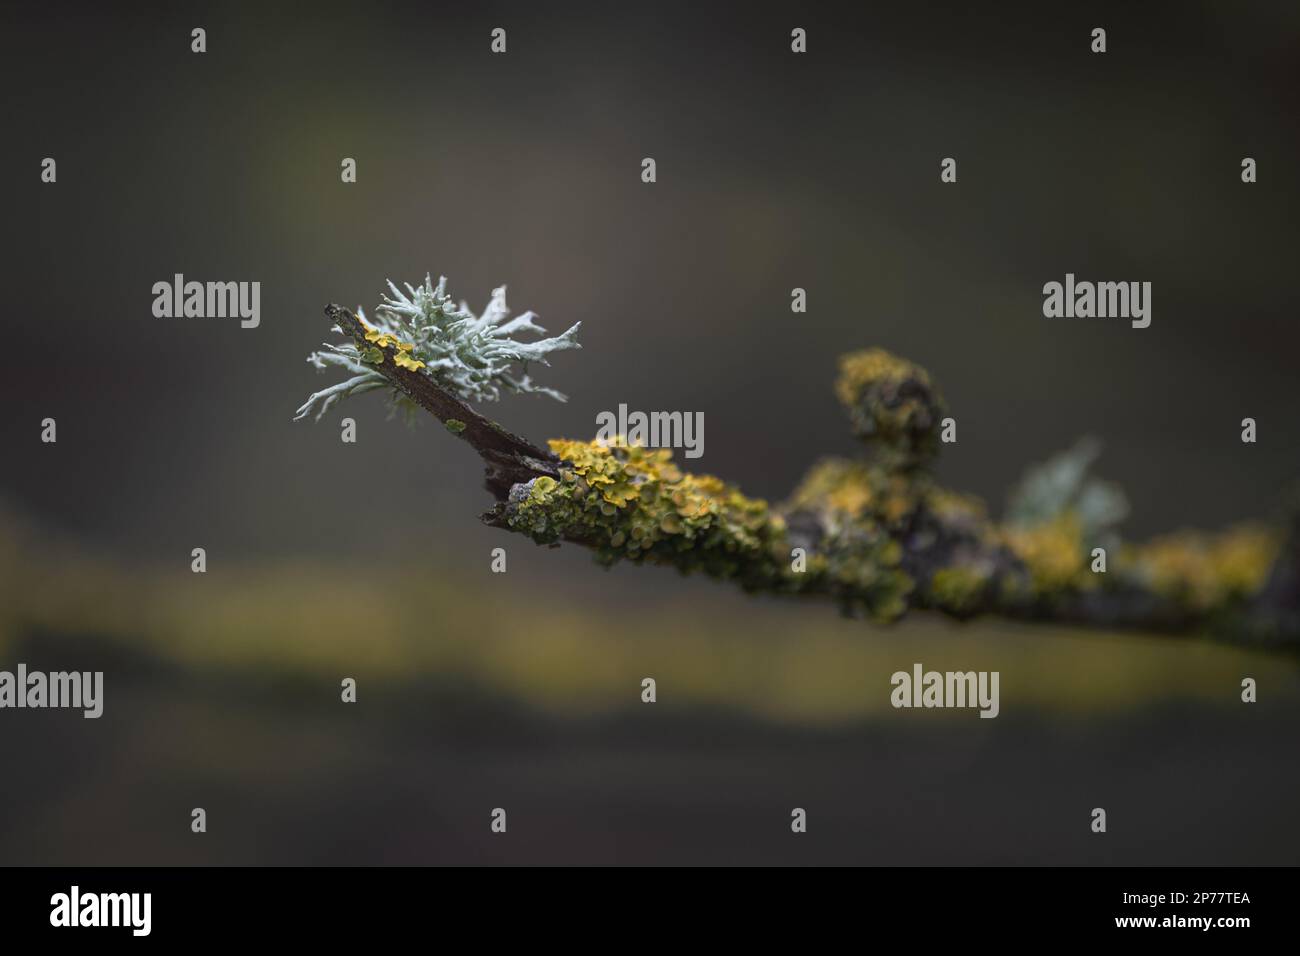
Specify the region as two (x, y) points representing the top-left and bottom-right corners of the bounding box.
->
(326, 304), (562, 497)
(322, 306), (1298, 648)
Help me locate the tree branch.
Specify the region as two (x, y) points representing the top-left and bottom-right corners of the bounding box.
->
(319, 306), (1299, 648)
(325, 304), (560, 498)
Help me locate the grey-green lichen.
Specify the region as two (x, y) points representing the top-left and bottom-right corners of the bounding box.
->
(1003, 437), (1129, 542)
(295, 275), (581, 421)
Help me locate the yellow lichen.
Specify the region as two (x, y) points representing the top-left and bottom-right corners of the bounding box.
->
(508, 439), (785, 585)
(833, 349), (947, 470)
(393, 352), (426, 371)
(927, 488), (988, 524)
(1124, 525), (1279, 611)
(363, 327), (418, 354)
(927, 566), (991, 617)
(1001, 513), (1091, 597)
(834, 349), (933, 408)
(786, 459), (876, 517)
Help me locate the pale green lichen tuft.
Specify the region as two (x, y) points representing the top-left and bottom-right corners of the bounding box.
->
(1004, 437), (1128, 540)
(295, 274), (581, 421)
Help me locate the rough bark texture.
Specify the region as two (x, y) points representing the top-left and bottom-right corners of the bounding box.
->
(326, 305), (1298, 649)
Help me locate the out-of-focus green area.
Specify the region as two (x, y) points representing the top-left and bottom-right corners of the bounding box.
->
(3, 506), (1294, 725)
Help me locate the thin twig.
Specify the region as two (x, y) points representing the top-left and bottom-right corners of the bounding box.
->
(325, 304), (560, 498)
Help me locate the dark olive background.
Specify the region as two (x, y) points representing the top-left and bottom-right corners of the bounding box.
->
(1, 0), (1297, 865)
